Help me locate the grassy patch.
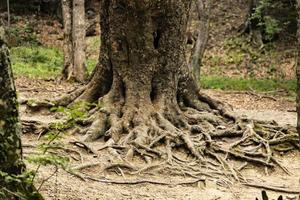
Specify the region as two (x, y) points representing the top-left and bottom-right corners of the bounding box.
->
(10, 45), (98, 78)
(86, 58), (98, 74)
(11, 46), (63, 78)
(10, 45), (296, 95)
(200, 76), (296, 94)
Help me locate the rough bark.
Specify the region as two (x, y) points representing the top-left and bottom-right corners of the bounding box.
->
(33, 0), (298, 178)
(72, 0), (87, 81)
(0, 27), (42, 200)
(69, 0), (209, 150)
(190, 0), (211, 84)
(61, 0), (88, 82)
(61, 0), (73, 80)
(296, 0), (300, 143)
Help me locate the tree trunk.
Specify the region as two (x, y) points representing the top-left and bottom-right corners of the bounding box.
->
(61, 0), (73, 80)
(59, 0), (230, 156)
(48, 0), (297, 170)
(296, 0), (300, 143)
(72, 0), (87, 81)
(7, 0), (10, 27)
(190, 0), (211, 84)
(0, 27), (42, 200)
(61, 0), (87, 82)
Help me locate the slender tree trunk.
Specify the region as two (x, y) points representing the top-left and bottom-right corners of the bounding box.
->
(61, 0), (87, 82)
(72, 0), (87, 82)
(62, 0), (73, 80)
(296, 0), (300, 143)
(0, 27), (42, 200)
(190, 0), (211, 84)
(7, 0), (10, 27)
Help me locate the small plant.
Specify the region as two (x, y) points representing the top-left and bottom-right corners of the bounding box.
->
(250, 0), (282, 41)
(49, 101), (97, 131)
(5, 20), (39, 46)
(27, 154), (69, 169)
(0, 170), (41, 199)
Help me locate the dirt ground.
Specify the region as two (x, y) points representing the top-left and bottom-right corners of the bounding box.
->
(17, 76), (300, 200)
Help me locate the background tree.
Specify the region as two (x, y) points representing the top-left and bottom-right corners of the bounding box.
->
(239, 0), (297, 45)
(61, 0), (87, 82)
(190, 0), (211, 84)
(0, 26), (42, 200)
(6, 0), (10, 26)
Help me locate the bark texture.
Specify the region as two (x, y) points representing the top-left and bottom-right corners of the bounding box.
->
(61, 0), (88, 82)
(296, 0), (300, 142)
(0, 27), (23, 180)
(37, 0), (298, 178)
(58, 0), (234, 157)
(0, 27), (42, 200)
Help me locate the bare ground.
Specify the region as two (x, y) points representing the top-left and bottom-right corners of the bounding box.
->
(18, 77), (300, 200)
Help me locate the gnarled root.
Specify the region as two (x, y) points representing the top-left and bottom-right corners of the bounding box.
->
(25, 79), (298, 183)
(71, 94), (298, 182)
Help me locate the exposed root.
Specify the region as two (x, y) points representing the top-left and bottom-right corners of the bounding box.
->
(27, 89), (299, 184)
(21, 119), (49, 138)
(70, 98), (297, 183)
(23, 86), (87, 110)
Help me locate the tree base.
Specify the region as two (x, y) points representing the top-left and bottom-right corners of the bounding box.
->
(26, 88), (299, 182)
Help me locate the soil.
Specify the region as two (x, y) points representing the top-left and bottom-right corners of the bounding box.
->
(18, 77), (300, 200)
(5, 1), (299, 199)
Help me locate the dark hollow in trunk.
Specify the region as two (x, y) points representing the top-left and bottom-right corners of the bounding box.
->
(56, 0), (237, 159)
(40, 0), (298, 178)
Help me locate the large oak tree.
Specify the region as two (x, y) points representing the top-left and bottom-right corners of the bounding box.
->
(56, 0), (231, 156)
(41, 0), (297, 170)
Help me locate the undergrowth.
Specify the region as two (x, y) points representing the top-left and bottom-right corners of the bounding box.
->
(10, 39), (296, 95)
(10, 44), (98, 78)
(200, 76), (296, 95)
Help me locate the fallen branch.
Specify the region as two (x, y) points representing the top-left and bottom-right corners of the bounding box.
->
(87, 176), (205, 186)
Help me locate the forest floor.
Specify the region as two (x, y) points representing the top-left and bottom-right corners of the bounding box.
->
(17, 76), (300, 200)
(4, 1), (299, 198)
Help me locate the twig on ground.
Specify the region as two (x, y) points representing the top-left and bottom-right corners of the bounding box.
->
(243, 182), (300, 194)
(69, 140), (97, 154)
(86, 176), (205, 186)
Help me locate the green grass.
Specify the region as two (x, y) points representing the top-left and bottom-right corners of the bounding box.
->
(11, 46), (63, 78)
(10, 45), (98, 78)
(200, 76), (296, 94)
(10, 45), (296, 95)
(86, 58), (97, 74)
